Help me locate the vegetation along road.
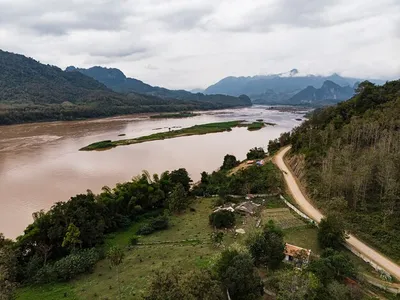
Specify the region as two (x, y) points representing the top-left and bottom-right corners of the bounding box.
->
(273, 145), (400, 281)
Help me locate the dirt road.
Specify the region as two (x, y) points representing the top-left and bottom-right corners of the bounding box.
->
(273, 146), (400, 281)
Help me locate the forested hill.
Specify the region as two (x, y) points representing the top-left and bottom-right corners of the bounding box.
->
(0, 50), (250, 125)
(278, 80), (400, 261)
(66, 66), (251, 107)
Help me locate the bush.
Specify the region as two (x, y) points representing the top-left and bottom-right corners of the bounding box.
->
(137, 216), (169, 235)
(246, 147), (266, 160)
(137, 224), (155, 235)
(209, 210), (235, 229)
(129, 235), (139, 245)
(32, 248), (100, 284)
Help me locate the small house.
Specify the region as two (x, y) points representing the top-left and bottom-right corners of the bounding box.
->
(235, 201), (260, 215)
(284, 243), (311, 266)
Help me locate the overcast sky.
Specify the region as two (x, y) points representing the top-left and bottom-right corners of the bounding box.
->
(1, 0), (399, 89)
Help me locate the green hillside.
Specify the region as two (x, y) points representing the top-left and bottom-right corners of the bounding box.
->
(66, 66), (252, 107)
(274, 80), (400, 261)
(0, 50), (251, 125)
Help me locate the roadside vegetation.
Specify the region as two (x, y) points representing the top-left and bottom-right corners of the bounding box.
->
(268, 80), (400, 262)
(81, 120), (267, 151)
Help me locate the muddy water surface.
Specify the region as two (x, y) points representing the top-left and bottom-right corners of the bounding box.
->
(0, 106), (305, 238)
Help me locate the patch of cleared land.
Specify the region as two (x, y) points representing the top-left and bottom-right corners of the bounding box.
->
(80, 120), (269, 151)
(261, 208), (306, 229)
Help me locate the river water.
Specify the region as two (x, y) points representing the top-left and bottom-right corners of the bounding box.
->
(0, 106), (304, 238)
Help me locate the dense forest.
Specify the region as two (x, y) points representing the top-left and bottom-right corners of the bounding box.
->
(270, 80), (400, 261)
(0, 50), (251, 125)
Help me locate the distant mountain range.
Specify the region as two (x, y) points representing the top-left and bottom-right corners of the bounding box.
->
(204, 69), (385, 105)
(0, 49), (251, 125)
(286, 80), (356, 105)
(66, 66), (251, 107)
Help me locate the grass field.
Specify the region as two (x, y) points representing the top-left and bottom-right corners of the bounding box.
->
(17, 198), (220, 300)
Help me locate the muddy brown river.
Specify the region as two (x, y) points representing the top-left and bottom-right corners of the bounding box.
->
(0, 106), (305, 238)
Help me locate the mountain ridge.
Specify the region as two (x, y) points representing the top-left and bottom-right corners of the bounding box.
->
(286, 80), (355, 105)
(0, 50), (251, 125)
(205, 70), (385, 105)
(66, 66), (251, 107)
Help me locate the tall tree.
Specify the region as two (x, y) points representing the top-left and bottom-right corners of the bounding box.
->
(246, 220), (285, 270)
(221, 154), (240, 170)
(0, 239), (17, 300)
(318, 215), (348, 250)
(168, 183), (188, 213)
(215, 249), (263, 300)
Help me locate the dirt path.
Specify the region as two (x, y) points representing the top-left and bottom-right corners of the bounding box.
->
(273, 146), (400, 281)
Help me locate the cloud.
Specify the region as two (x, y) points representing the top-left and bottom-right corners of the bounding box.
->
(0, 0), (399, 89)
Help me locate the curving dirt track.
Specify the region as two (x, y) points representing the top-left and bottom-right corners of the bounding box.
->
(273, 146), (400, 281)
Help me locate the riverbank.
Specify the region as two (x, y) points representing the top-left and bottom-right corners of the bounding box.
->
(149, 112), (200, 119)
(80, 120), (267, 151)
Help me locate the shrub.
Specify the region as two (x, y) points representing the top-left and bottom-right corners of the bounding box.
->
(129, 235), (139, 245)
(32, 248), (100, 284)
(137, 216), (169, 235)
(137, 224), (155, 235)
(209, 210), (235, 229)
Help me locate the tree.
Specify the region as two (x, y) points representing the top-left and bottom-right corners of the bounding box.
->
(318, 215), (348, 249)
(209, 210), (235, 229)
(169, 168), (192, 192)
(327, 281), (363, 300)
(215, 250), (263, 300)
(107, 246), (125, 300)
(308, 249), (356, 285)
(246, 220), (285, 270)
(221, 154), (240, 170)
(62, 223), (82, 251)
(168, 183), (188, 213)
(275, 270), (320, 300)
(246, 147), (266, 160)
(144, 268), (224, 300)
(0, 240), (17, 300)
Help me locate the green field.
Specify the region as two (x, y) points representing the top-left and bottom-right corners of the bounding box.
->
(17, 198), (221, 300)
(80, 120), (268, 151)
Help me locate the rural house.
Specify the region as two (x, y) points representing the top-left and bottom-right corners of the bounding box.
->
(284, 243), (311, 266)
